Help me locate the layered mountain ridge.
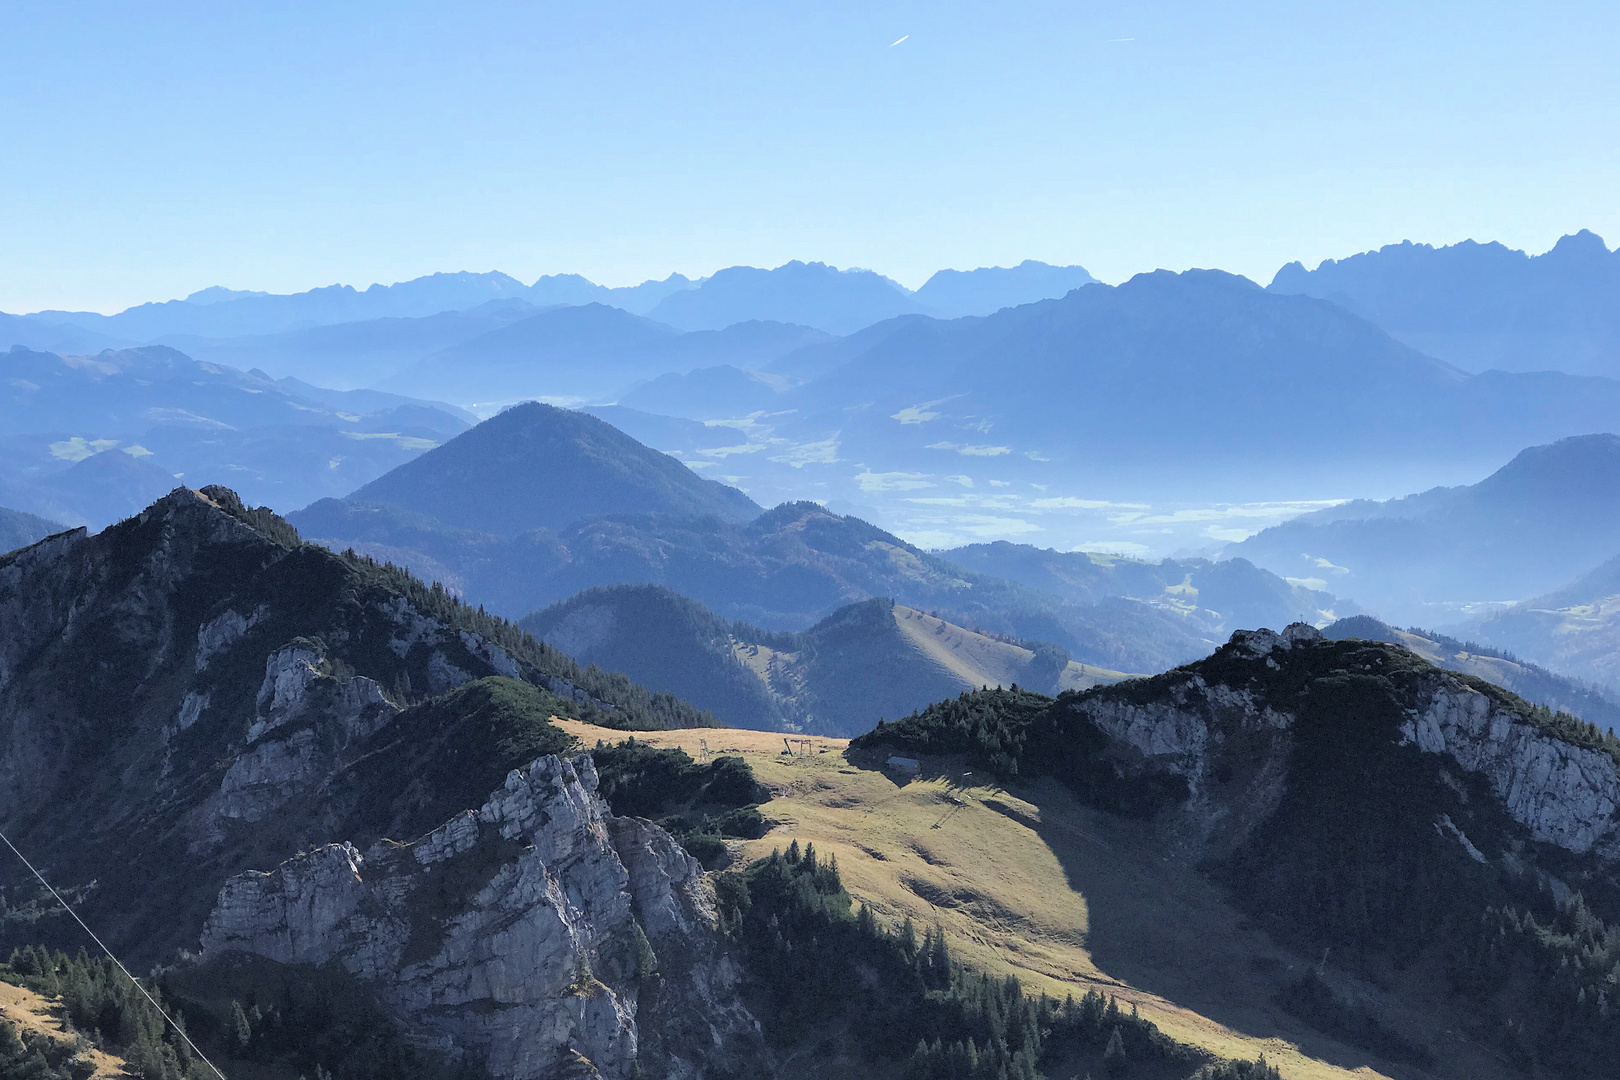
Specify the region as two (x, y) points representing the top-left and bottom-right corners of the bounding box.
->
(0, 485), (757, 1077)
(520, 585), (1127, 735)
(1232, 433), (1620, 623)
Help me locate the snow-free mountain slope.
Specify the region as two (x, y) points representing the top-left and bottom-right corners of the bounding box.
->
(0, 312), (129, 354)
(940, 542), (1350, 632)
(0, 506), (64, 555)
(617, 364), (797, 419)
(738, 269), (1620, 501)
(521, 585), (1125, 735)
(379, 304), (828, 405)
(1469, 552), (1620, 694)
(856, 625), (1620, 1078)
(0, 344), (470, 525)
(1324, 614), (1620, 730)
(159, 300), (546, 388)
(0, 485), (760, 1078)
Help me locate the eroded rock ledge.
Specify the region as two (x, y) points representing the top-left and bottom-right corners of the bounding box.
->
(201, 753), (757, 1080)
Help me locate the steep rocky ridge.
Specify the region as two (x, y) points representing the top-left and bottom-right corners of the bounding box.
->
(201, 755), (756, 1080)
(0, 486), (759, 1078)
(1057, 624), (1620, 873)
(1323, 614), (1620, 730)
(857, 625), (1620, 1076)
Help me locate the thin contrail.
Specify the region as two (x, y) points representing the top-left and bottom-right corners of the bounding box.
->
(890, 35), (909, 47)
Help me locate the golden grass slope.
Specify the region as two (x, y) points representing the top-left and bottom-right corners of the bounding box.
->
(889, 604), (1128, 693)
(559, 719), (1518, 1080)
(0, 980), (126, 1079)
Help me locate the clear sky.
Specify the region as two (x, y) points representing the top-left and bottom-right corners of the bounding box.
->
(4, 0), (1616, 313)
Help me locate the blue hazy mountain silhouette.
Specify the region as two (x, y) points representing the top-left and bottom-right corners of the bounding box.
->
(0, 311), (130, 354)
(647, 261), (930, 334)
(646, 259), (1101, 333)
(617, 365), (799, 419)
(1269, 230), (1620, 376)
(725, 269), (1620, 499)
(157, 300), (546, 388)
(0, 345), (471, 527)
(378, 306), (830, 405)
(343, 401), (762, 534)
(1231, 434), (1620, 622)
(14, 270), (697, 342)
(914, 260), (1098, 316)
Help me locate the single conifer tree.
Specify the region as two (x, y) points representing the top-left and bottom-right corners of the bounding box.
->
(231, 999), (253, 1049)
(1103, 1025), (1127, 1077)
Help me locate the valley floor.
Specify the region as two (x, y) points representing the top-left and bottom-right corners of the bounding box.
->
(558, 720), (1515, 1080)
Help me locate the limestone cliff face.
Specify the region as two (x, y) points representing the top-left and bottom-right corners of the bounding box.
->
(202, 754), (755, 1080)
(1405, 685), (1620, 857)
(0, 487), (763, 1077)
(1064, 622), (1620, 866)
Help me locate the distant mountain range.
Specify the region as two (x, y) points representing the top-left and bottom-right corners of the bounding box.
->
(16, 271), (692, 341)
(376, 306), (830, 406)
(0, 345), (471, 526)
(914, 260), (1098, 317)
(940, 541), (1353, 634)
(2, 259), (1097, 380)
(158, 299), (546, 389)
(613, 269), (1620, 517)
(1271, 230), (1620, 376)
(292, 403), (1352, 675)
(1231, 434), (1620, 624)
(519, 585), (1127, 735)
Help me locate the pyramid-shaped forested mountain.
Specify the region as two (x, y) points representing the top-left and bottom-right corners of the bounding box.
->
(346, 401), (762, 535)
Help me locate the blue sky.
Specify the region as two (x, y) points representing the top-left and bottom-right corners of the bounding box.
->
(4, 0), (1616, 313)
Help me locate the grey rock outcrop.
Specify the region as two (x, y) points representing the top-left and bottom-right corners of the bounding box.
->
(202, 754), (758, 1080)
(1064, 622), (1620, 865)
(1405, 684), (1620, 856)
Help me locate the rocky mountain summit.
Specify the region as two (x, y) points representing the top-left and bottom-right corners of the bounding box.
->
(857, 623), (1620, 1075)
(0, 486), (759, 1078)
(1070, 624), (1620, 868)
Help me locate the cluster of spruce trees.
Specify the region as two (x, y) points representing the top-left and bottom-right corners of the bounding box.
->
(1458, 894), (1620, 1077)
(197, 979), (482, 1080)
(590, 738), (769, 867)
(2, 948), (198, 1080)
(337, 548), (715, 729)
(716, 841), (1278, 1079)
(0, 1017), (89, 1080)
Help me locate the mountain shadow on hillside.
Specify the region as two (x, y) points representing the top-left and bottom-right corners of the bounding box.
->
(853, 624), (1620, 1079)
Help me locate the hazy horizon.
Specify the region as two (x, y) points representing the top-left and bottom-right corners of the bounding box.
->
(6, 0), (1617, 313)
